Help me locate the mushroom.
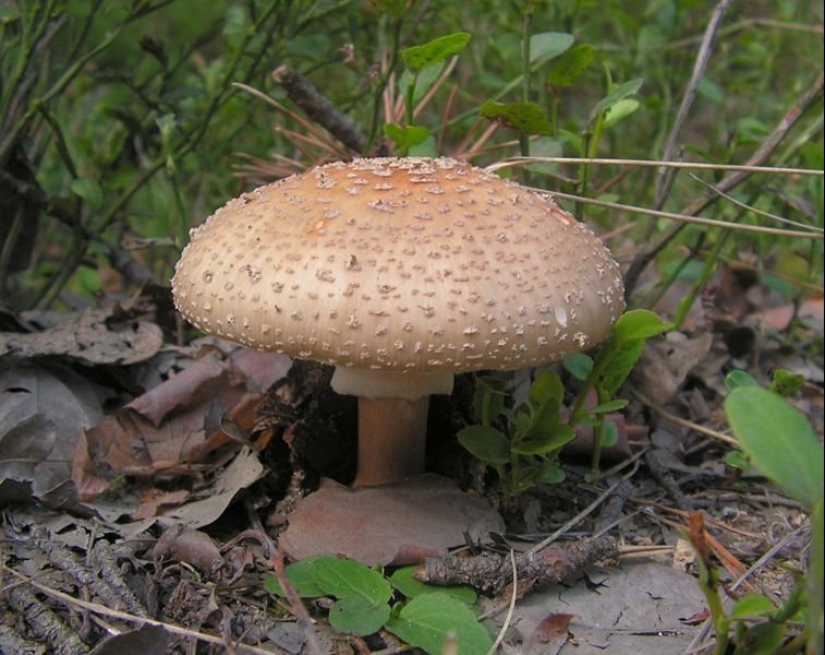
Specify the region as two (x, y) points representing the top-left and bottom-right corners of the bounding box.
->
(171, 157), (625, 561)
(172, 156), (624, 483)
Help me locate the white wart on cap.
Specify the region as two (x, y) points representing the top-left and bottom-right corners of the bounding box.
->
(172, 156), (625, 385)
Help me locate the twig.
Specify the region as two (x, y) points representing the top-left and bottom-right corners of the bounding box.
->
(655, 0), (735, 209)
(485, 157), (823, 178)
(526, 451), (644, 557)
(415, 535), (619, 598)
(545, 189), (824, 239)
(272, 65), (367, 154)
(644, 449), (694, 511)
(485, 550), (517, 655)
(270, 548), (325, 655)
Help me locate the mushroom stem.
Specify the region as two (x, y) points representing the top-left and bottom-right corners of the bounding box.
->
(354, 397), (430, 487)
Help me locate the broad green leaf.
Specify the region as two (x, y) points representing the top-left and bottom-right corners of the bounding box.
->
(514, 425), (575, 455)
(541, 464), (566, 484)
(547, 43), (596, 89)
(602, 98), (639, 128)
(473, 376), (508, 425)
(529, 369), (564, 407)
(398, 63), (445, 104)
(523, 395), (561, 439)
(264, 557), (326, 598)
(528, 32), (575, 64)
(598, 420), (618, 448)
(599, 338), (645, 397)
(312, 557), (392, 605)
(390, 567), (477, 605)
(612, 309), (672, 344)
(564, 352), (593, 381)
(480, 100), (554, 136)
(769, 369), (805, 398)
(457, 425), (510, 465)
(589, 78), (644, 125)
(725, 387), (824, 506)
(383, 123), (431, 149)
(737, 622), (784, 655)
(587, 399), (629, 414)
(328, 595), (390, 636)
(724, 369), (759, 390)
(70, 178), (103, 209)
(729, 594), (777, 620)
(403, 32), (471, 72)
(386, 592), (493, 655)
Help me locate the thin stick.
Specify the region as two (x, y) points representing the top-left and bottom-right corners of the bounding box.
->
(546, 189), (824, 239)
(485, 550), (518, 655)
(485, 157), (823, 178)
(655, 0), (735, 208)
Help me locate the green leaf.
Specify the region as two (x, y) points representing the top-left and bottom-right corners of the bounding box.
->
(612, 309), (672, 344)
(547, 43), (596, 89)
(480, 100), (554, 136)
(383, 123), (431, 149)
(529, 369), (564, 407)
(312, 557), (392, 605)
(529, 32), (575, 64)
(729, 594), (777, 620)
(390, 567), (477, 605)
(598, 420), (619, 448)
(587, 399), (629, 414)
(457, 425), (510, 465)
(264, 557), (327, 598)
(514, 425), (576, 455)
(725, 387), (824, 506)
(523, 395), (561, 439)
(564, 352), (593, 381)
(328, 595), (391, 636)
(769, 369), (805, 398)
(724, 450), (751, 472)
(589, 78), (644, 126)
(385, 592), (494, 655)
(541, 464), (566, 484)
(70, 178), (103, 210)
(725, 369), (759, 391)
(602, 98), (639, 128)
(599, 338), (645, 397)
(473, 376), (508, 425)
(402, 32), (471, 72)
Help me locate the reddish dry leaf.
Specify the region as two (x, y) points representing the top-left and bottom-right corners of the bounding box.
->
(153, 524), (224, 576)
(72, 347), (290, 500)
(524, 612), (574, 655)
(680, 607), (710, 625)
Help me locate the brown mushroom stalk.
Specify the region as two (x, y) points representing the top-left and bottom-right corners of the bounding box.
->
(330, 368), (453, 486)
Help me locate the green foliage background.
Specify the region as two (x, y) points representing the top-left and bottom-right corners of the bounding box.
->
(1, 0), (822, 311)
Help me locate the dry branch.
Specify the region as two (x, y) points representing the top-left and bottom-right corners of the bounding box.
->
(414, 535), (619, 598)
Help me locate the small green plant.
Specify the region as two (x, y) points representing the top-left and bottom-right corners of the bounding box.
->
(458, 309), (672, 496)
(265, 556), (493, 654)
(685, 372), (824, 655)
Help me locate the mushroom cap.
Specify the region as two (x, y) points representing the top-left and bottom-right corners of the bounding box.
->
(171, 157), (625, 374)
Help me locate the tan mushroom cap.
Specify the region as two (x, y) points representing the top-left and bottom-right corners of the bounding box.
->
(171, 157), (625, 374)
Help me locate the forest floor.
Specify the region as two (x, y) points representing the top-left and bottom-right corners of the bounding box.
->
(0, 265), (822, 654)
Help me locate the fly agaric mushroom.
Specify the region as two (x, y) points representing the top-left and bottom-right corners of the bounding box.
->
(172, 156), (625, 485)
(171, 157), (624, 560)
